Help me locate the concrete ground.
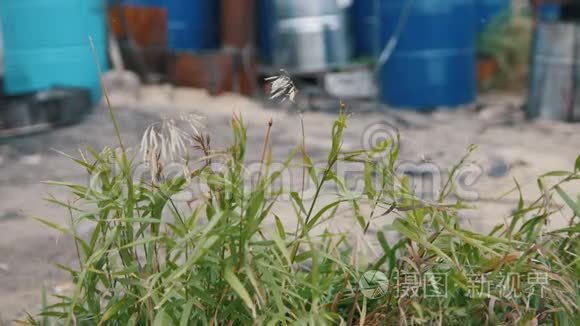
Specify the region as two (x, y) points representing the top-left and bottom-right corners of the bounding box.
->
(1, 85), (578, 322)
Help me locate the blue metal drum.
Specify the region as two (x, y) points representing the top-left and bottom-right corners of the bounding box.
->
(166, 0), (220, 51)
(0, 0), (108, 103)
(538, 4), (560, 21)
(351, 0), (378, 58)
(477, 0), (511, 33)
(121, 0), (163, 6)
(257, 0), (275, 64)
(378, 0), (477, 109)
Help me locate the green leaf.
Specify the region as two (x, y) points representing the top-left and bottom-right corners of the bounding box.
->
(99, 299), (128, 325)
(509, 179), (525, 236)
(540, 171), (571, 178)
(153, 308), (173, 326)
(127, 314), (138, 326)
(270, 230), (292, 266)
(555, 186), (580, 216)
(393, 219), (454, 263)
(274, 215), (286, 240)
(32, 217), (74, 236)
(290, 192), (306, 215)
(303, 152), (319, 186)
(376, 231), (391, 254)
(179, 301), (195, 326)
(364, 160), (376, 200)
(549, 225), (580, 233)
(224, 267), (256, 317)
(575, 155), (580, 172)
(306, 199), (345, 228)
(245, 189), (265, 219)
(350, 200), (367, 230)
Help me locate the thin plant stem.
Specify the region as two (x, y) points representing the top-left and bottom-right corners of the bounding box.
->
(299, 112), (306, 198)
(67, 205), (83, 272)
(257, 118), (273, 183)
(89, 36), (125, 153)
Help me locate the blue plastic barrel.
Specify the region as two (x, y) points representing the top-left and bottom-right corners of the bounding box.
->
(477, 0), (510, 33)
(351, 0), (378, 58)
(166, 0), (219, 51)
(538, 4), (560, 21)
(257, 0), (274, 64)
(378, 0), (477, 109)
(0, 0), (107, 103)
(121, 0), (163, 6)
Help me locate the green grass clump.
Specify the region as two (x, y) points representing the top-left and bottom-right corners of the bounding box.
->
(20, 106), (579, 325)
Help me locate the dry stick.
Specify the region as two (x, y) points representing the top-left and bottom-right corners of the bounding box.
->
(347, 291), (361, 325)
(257, 118), (273, 184)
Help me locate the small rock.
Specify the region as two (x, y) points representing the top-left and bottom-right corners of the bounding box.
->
(171, 190), (195, 202)
(20, 154), (42, 165)
(139, 84), (173, 107)
(53, 282), (75, 295)
(0, 263), (9, 272)
(102, 70), (141, 96)
(101, 70), (141, 107)
(0, 210), (23, 221)
(487, 157), (510, 178)
(478, 103), (521, 123)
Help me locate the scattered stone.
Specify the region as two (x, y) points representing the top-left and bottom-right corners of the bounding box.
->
(53, 282), (74, 295)
(421, 151), (445, 162)
(171, 190), (195, 202)
(0, 210), (23, 221)
(20, 154), (42, 165)
(101, 70), (141, 107)
(139, 84), (173, 107)
(487, 157), (510, 178)
(389, 110), (431, 129)
(102, 70), (141, 96)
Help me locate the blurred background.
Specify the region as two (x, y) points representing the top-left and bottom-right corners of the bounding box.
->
(1, 0), (579, 322)
(1, 0), (580, 116)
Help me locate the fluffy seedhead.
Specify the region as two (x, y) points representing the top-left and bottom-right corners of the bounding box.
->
(139, 114), (207, 183)
(265, 70), (298, 103)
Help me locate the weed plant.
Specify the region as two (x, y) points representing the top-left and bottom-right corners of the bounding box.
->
(20, 78), (579, 325)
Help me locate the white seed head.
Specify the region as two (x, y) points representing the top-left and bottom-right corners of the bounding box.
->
(266, 70), (298, 103)
(139, 114), (206, 183)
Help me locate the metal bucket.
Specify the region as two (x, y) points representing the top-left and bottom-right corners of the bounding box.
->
(272, 0), (352, 73)
(528, 23), (577, 121)
(275, 0), (342, 18)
